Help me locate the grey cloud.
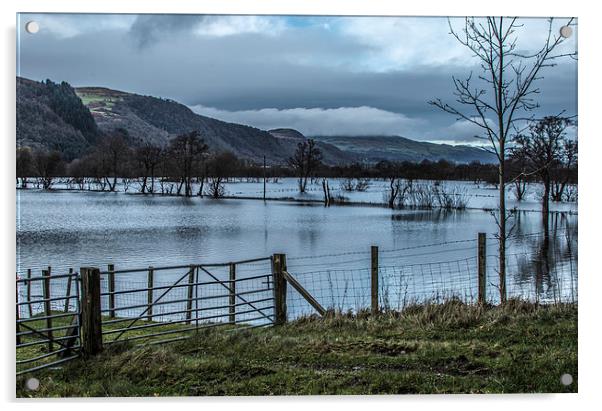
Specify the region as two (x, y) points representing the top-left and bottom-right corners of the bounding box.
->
(18, 14), (577, 143)
(129, 14), (206, 48)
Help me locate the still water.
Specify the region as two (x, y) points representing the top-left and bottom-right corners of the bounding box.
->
(16, 184), (577, 316)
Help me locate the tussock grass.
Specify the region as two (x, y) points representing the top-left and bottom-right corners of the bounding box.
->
(17, 301), (577, 396)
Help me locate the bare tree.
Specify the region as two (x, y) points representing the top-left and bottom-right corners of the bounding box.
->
(205, 151), (238, 199)
(513, 116), (574, 230)
(508, 144), (530, 201)
(551, 138), (578, 202)
(16, 147), (33, 188)
(136, 143), (163, 194)
(429, 17), (576, 303)
(288, 139), (322, 193)
(97, 130), (131, 192)
(167, 131), (208, 197)
(33, 149), (65, 190)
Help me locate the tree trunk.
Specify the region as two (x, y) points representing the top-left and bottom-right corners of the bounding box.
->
(498, 154), (507, 304)
(542, 178), (551, 232)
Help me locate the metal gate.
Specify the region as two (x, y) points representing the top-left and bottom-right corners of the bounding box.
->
(16, 269), (81, 375)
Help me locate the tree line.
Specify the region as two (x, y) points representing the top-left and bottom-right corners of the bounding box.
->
(16, 125), (576, 199)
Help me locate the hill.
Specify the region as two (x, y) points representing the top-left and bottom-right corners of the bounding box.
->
(74, 88), (354, 165)
(17, 77), (101, 160)
(312, 135), (496, 164)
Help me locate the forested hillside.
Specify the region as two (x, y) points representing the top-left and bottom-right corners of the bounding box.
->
(17, 77), (101, 160)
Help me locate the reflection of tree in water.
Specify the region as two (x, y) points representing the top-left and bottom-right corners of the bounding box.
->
(390, 209), (464, 224)
(510, 212), (577, 302)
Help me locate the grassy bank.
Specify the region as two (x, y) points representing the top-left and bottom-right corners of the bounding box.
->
(17, 300), (577, 396)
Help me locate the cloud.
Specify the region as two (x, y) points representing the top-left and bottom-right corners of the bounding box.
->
(128, 15), (286, 48)
(17, 14), (577, 144)
(190, 105), (424, 137)
(334, 16), (577, 72)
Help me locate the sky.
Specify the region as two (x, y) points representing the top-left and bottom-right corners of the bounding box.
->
(17, 14), (578, 145)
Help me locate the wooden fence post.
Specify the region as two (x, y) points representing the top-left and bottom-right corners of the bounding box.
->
(16, 274), (21, 345)
(108, 264), (116, 319)
(229, 263), (236, 324)
(64, 268), (73, 312)
(42, 268), (53, 352)
(371, 246), (379, 315)
(26, 268), (33, 317)
(147, 266), (154, 321)
(80, 267), (103, 356)
(272, 254), (288, 325)
(478, 233), (487, 305)
(186, 265), (195, 324)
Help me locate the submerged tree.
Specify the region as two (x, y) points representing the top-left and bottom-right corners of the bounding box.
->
(512, 116), (575, 230)
(96, 130), (132, 192)
(167, 131), (208, 197)
(429, 17), (576, 303)
(288, 139), (322, 193)
(551, 138), (578, 202)
(136, 142), (163, 194)
(205, 151), (239, 199)
(33, 149), (65, 190)
(16, 147), (33, 188)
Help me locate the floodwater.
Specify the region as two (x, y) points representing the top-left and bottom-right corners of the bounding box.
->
(16, 179), (578, 319)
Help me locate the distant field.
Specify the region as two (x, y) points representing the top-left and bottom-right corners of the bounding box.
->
(75, 88), (125, 114)
(17, 300), (577, 396)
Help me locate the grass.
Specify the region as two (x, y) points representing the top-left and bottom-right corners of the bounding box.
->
(16, 300), (577, 396)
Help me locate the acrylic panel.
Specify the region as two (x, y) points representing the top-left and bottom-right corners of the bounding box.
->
(16, 13), (578, 396)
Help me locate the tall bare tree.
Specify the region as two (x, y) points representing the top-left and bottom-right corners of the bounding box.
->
(429, 17), (576, 303)
(288, 139), (322, 193)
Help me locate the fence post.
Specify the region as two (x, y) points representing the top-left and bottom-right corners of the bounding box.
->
(108, 264), (116, 319)
(272, 254), (288, 325)
(229, 263), (236, 324)
(16, 274), (21, 345)
(64, 268), (73, 313)
(186, 265), (195, 324)
(371, 246), (379, 315)
(147, 266), (154, 321)
(26, 268), (33, 317)
(80, 267), (103, 356)
(42, 268), (53, 353)
(478, 233), (487, 305)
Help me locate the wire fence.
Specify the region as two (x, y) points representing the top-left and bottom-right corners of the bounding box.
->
(284, 231), (577, 318)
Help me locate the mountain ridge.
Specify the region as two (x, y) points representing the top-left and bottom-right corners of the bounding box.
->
(17, 76), (496, 165)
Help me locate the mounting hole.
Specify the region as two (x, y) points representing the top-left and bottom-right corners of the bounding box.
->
(25, 377), (40, 391)
(559, 25), (573, 39)
(560, 373), (573, 386)
(25, 21), (39, 34)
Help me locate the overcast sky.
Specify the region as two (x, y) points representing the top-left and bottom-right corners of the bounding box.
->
(17, 14), (578, 144)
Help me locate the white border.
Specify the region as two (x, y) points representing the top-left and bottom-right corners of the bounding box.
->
(2, 0), (600, 409)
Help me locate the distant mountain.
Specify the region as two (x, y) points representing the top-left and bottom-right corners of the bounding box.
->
(312, 135), (496, 164)
(17, 77), (101, 160)
(17, 76), (495, 165)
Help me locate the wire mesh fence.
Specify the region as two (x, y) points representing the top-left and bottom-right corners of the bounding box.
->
(284, 231), (577, 317)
